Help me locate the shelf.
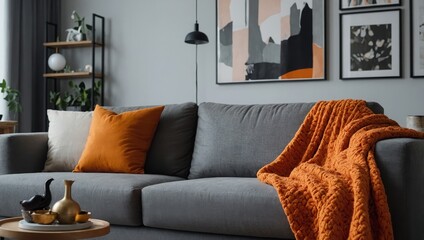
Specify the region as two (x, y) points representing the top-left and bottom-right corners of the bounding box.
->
(44, 40), (102, 48)
(43, 72), (103, 79)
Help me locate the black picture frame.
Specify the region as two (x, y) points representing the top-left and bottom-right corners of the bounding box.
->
(216, 0), (326, 84)
(340, 0), (401, 11)
(410, 0), (424, 78)
(340, 9), (402, 80)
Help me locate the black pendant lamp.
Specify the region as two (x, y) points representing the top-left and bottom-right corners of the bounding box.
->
(185, 0), (209, 104)
(185, 0), (209, 45)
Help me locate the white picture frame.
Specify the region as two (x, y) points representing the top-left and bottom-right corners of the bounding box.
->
(411, 0), (424, 78)
(340, 9), (401, 80)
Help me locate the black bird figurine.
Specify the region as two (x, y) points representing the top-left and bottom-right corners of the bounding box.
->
(20, 178), (54, 211)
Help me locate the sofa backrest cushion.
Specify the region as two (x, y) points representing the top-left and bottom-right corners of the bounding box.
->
(106, 102), (198, 178)
(188, 102), (383, 179)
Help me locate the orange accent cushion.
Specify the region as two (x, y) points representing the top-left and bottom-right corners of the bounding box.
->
(73, 105), (165, 174)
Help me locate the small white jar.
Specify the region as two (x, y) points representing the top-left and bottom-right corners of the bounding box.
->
(406, 115), (424, 132)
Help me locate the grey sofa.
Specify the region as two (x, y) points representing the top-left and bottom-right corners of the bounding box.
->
(0, 102), (423, 240)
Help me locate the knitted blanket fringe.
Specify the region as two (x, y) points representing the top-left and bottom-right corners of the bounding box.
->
(257, 100), (424, 239)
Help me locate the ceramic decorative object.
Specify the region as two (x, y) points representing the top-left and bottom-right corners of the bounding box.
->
(84, 64), (93, 72)
(21, 210), (33, 223)
(52, 180), (81, 224)
(407, 115), (424, 132)
(66, 29), (87, 42)
(20, 178), (54, 211)
(18, 220), (93, 231)
(48, 53), (66, 71)
(75, 211), (91, 223)
(31, 210), (58, 225)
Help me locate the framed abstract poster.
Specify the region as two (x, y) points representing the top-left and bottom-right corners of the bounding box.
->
(340, 0), (401, 11)
(216, 0), (326, 84)
(340, 9), (401, 80)
(411, 0), (424, 77)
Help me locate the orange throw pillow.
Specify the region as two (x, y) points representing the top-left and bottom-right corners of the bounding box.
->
(73, 105), (165, 174)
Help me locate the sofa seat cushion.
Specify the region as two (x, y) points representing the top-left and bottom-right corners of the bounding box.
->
(142, 177), (294, 239)
(0, 172), (183, 226)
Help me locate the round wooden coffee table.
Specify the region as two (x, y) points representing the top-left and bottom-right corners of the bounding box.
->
(0, 217), (110, 240)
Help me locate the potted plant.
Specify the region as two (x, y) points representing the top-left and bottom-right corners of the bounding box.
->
(49, 80), (101, 111)
(71, 11), (92, 41)
(0, 79), (22, 120)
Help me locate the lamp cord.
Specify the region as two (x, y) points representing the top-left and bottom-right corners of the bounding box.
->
(194, 0), (200, 104)
(195, 0), (198, 22)
(195, 44), (198, 104)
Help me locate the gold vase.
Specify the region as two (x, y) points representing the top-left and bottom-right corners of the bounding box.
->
(52, 180), (81, 224)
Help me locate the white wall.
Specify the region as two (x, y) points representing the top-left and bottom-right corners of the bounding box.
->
(61, 0), (424, 126)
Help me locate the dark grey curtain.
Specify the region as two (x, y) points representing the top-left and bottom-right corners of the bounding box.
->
(7, 0), (60, 132)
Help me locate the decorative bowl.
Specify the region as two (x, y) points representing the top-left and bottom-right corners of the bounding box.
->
(21, 210), (33, 223)
(31, 210), (58, 225)
(75, 211), (91, 223)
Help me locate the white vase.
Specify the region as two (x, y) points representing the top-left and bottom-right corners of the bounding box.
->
(75, 33), (83, 41)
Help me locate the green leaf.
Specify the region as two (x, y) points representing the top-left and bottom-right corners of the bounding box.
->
(0, 79), (6, 90)
(69, 81), (75, 88)
(64, 95), (72, 103)
(78, 82), (86, 90)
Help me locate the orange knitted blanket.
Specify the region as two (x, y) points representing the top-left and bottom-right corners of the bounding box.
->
(257, 100), (424, 239)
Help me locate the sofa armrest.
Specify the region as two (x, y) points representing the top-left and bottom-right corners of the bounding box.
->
(375, 138), (424, 240)
(0, 133), (48, 174)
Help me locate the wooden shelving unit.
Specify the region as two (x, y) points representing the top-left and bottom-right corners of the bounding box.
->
(44, 13), (105, 119)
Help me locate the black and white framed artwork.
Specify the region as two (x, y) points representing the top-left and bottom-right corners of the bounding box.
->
(340, 9), (401, 79)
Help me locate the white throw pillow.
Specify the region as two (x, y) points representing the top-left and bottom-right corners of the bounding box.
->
(44, 110), (93, 172)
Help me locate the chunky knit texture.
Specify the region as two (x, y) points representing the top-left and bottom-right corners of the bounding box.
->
(257, 100), (424, 240)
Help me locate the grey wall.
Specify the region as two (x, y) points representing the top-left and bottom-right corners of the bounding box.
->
(60, 0), (424, 126)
